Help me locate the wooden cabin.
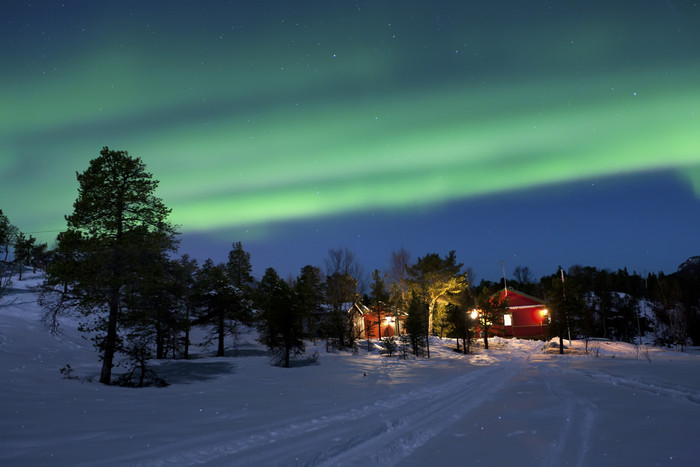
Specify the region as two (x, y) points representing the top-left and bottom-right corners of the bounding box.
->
(498, 287), (549, 338)
(361, 307), (406, 339)
(346, 303), (406, 339)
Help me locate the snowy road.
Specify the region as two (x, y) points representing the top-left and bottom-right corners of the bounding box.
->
(144, 356), (523, 466)
(410, 351), (700, 467)
(106, 341), (700, 467)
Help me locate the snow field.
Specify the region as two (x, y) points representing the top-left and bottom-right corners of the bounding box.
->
(2, 275), (700, 466)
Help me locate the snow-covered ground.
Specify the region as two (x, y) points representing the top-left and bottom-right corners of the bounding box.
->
(2, 273), (700, 466)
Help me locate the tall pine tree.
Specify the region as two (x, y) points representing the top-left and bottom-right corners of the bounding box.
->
(226, 241), (255, 326)
(43, 147), (177, 385)
(294, 265), (324, 340)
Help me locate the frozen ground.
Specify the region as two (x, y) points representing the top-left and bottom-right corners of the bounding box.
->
(2, 273), (700, 466)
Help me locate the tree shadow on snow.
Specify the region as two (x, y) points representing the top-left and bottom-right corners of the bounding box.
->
(287, 357), (321, 368)
(224, 348), (269, 357)
(154, 360), (235, 384)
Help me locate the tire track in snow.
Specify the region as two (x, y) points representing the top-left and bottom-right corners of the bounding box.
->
(314, 358), (523, 466)
(541, 367), (597, 467)
(138, 357), (523, 466)
(579, 371), (700, 406)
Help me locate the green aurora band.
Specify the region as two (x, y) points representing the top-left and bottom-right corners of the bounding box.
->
(1, 1), (699, 244)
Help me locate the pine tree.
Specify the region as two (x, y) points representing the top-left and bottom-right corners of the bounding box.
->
(405, 293), (428, 357)
(42, 147), (177, 385)
(123, 251), (177, 360)
(388, 248), (411, 337)
(13, 232), (33, 280)
(13, 232), (48, 280)
(293, 265), (324, 340)
(194, 259), (241, 357)
(323, 247), (360, 348)
(0, 210), (18, 298)
(654, 275), (688, 351)
(369, 269), (390, 341)
(256, 267), (305, 367)
(226, 241), (255, 325)
(407, 250), (468, 336)
(398, 332), (411, 359)
(475, 286), (509, 350)
(227, 242), (253, 284)
(449, 287), (476, 354)
(0, 210), (19, 262)
(389, 247), (410, 303)
(39, 230), (83, 333)
(323, 272), (356, 348)
(171, 255), (199, 359)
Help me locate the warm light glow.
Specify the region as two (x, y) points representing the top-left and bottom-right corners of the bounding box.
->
(470, 310), (479, 320)
(541, 309), (548, 316)
(504, 313), (512, 326)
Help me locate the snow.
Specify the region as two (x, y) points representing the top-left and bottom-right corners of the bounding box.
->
(2, 273), (700, 466)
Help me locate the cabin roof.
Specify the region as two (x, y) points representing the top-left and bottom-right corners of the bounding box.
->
(497, 287), (546, 308)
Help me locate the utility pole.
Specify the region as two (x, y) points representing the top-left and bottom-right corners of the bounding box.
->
(500, 260), (508, 296)
(636, 273), (647, 345)
(559, 266), (572, 354)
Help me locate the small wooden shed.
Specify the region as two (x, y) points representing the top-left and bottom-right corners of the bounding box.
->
(361, 307), (406, 339)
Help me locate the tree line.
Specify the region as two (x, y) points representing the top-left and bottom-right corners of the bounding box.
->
(2, 147), (698, 386)
(540, 265), (698, 352)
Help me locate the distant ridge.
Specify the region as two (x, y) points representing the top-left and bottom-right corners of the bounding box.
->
(676, 256), (700, 276)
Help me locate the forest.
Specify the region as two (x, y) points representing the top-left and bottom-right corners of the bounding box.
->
(2, 147), (698, 387)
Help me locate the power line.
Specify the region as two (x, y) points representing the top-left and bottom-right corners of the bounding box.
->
(23, 230), (62, 234)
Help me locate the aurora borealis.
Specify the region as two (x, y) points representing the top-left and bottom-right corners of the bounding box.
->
(2, 1), (699, 279)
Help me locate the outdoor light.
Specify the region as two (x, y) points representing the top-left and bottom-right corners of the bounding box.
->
(503, 313), (512, 326)
(470, 309), (478, 320)
(541, 309), (548, 316)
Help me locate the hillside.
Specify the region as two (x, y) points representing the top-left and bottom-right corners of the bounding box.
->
(2, 273), (700, 466)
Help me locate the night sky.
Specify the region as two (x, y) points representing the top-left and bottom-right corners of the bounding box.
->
(2, 1), (699, 282)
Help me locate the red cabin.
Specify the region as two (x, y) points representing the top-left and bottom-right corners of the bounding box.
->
(498, 287), (549, 338)
(361, 308), (406, 339)
(345, 302), (406, 339)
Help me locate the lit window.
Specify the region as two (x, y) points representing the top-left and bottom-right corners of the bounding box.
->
(504, 313), (512, 326)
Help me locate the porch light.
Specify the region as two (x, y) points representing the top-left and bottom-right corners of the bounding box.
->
(540, 309), (548, 316)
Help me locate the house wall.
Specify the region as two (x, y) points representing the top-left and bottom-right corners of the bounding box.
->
(362, 311), (405, 339)
(474, 290), (549, 339)
(506, 306), (548, 337)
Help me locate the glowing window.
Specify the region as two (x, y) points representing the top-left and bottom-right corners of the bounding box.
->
(504, 313), (512, 326)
